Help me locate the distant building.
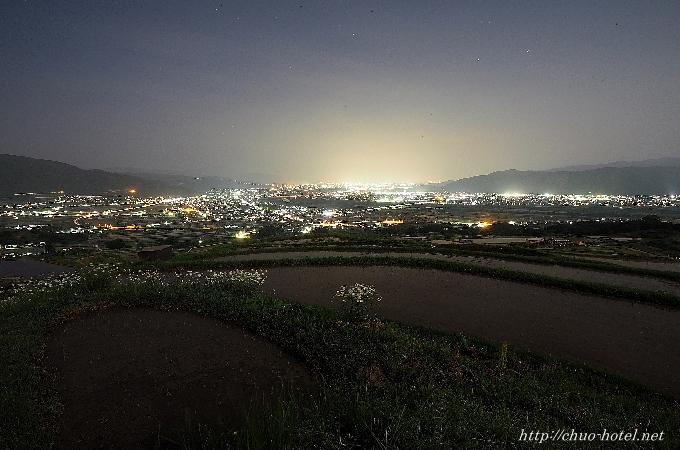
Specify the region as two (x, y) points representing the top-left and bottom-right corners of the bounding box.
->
(137, 245), (173, 261)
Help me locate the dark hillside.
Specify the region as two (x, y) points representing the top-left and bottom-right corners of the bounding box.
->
(0, 154), (182, 197)
(443, 166), (680, 195)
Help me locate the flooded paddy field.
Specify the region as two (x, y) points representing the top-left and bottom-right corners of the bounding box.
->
(221, 251), (680, 295)
(261, 265), (680, 395)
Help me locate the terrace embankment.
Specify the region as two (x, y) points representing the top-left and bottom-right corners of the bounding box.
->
(260, 265), (680, 395)
(221, 251), (680, 295)
(575, 256), (680, 272)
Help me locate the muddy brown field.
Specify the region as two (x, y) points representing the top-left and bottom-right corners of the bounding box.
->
(44, 308), (317, 449)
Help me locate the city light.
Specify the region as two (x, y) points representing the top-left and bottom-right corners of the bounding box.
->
(2, 186), (680, 258)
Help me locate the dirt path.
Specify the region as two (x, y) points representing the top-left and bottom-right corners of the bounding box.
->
(261, 265), (680, 395)
(43, 307), (317, 449)
(221, 251), (680, 295)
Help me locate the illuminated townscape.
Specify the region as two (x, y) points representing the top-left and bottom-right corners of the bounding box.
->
(1, 183), (680, 258)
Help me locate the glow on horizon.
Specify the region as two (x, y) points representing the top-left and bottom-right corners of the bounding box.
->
(3, 3), (679, 181)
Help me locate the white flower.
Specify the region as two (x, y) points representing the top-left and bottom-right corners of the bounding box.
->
(335, 283), (381, 303)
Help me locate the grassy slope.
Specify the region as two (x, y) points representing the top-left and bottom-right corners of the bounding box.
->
(2, 259), (679, 449)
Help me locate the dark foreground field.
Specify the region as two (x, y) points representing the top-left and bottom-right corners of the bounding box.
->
(44, 308), (316, 449)
(3, 258), (680, 449)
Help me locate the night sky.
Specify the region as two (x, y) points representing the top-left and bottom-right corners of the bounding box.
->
(2, 1), (679, 183)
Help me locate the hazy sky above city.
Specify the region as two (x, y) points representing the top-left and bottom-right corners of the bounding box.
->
(2, 1), (679, 183)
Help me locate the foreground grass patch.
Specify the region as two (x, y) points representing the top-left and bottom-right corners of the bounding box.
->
(1, 266), (679, 449)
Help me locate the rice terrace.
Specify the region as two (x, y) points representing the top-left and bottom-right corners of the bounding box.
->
(2, 234), (680, 449)
(4, 2), (680, 447)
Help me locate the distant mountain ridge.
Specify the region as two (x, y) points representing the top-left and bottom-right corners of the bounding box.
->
(3, 154), (680, 197)
(0, 154), (243, 197)
(547, 157), (680, 172)
(443, 165), (680, 195)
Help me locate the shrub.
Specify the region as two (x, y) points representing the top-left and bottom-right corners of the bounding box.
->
(334, 283), (381, 323)
(105, 238), (128, 250)
(201, 269), (268, 296)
